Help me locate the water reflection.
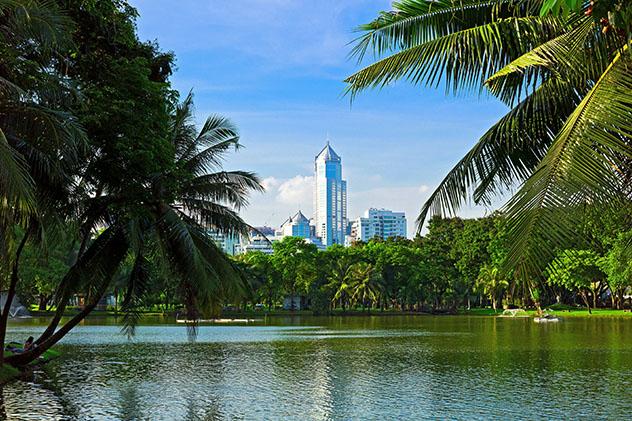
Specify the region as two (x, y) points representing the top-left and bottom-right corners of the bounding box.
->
(2, 316), (632, 420)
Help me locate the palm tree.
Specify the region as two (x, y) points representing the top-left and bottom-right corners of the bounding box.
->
(346, 1), (631, 287)
(476, 265), (509, 312)
(349, 262), (381, 312)
(7, 94), (263, 366)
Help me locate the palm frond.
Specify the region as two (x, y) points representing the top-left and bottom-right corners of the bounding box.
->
(176, 201), (253, 238)
(182, 170), (263, 210)
(3, 0), (75, 51)
(0, 129), (35, 223)
(345, 14), (563, 98)
(485, 17), (618, 105)
(119, 245), (151, 339)
(502, 48), (632, 279)
(417, 74), (582, 227)
(350, 0), (520, 62)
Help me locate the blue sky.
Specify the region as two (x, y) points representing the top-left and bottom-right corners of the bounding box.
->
(131, 0), (508, 236)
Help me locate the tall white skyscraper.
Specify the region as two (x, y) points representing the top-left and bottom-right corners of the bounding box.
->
(314, 140), (347, 246)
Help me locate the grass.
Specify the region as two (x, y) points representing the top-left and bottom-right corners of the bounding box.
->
(460, 307), (632, 317)
(0, 364), (20, 384)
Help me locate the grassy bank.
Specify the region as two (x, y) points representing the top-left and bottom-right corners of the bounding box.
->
(460, 308), (632, 317)
(0, 364), (20, 384)
(0, 346), (61, 385)
(25, 307), (632, 320)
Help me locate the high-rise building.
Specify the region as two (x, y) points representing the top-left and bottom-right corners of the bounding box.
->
(349, 208), (407, 242)
(314, 141), (347, 247)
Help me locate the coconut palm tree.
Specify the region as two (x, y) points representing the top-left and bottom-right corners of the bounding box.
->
(476, 265), (509, 312)
(349, 262), (381, 312)
(7, 94), (263, 366)
(346, 0), (631, 285)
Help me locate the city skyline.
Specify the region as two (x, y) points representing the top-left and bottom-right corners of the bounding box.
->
(130, 0), (505, 237)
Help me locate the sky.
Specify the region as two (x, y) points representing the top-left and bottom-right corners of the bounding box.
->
(131, 0), (509, 236)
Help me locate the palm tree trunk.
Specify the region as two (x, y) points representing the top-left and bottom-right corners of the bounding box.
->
(37, 226), (128, 345)
(0, 230), (29, 366)
(6, 280), (109, 367)
(10, 228), (128, 367)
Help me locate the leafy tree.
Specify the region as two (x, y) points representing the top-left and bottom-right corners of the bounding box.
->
(601, 230), (632, 309)
(241, 251), (281, 310)
(8, 91), (262, 367)
(546, 249), (605, 313)
(452, 217), (497, 308)
(18, 228), (75, 310)
(418, 217), (461, 311)
(270, 237), (317, 310)
(0, 0), (83, 229)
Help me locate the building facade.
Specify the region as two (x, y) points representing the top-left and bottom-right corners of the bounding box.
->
(207, 230), (241, 255)
(313, 141), (347, 247)
(278, 210), (311, 238)
(276, 210), (326, 250)
(350, 208), (407, 242)
(241, 234), (274, 254)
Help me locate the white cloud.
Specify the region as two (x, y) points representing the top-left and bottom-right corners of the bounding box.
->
(418, 184), (430, 193)
(277, 175), (313, 207)
(240, 174), (314, 228)
(261, 176), (281, 191)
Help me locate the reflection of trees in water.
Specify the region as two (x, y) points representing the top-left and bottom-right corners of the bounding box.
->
(118, 384), (143, 420)
(0, 387), (8, 420)
(184, 395), (233, 421)
(0, 367), (79, 420)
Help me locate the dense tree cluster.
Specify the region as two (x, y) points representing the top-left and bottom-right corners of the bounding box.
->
(237, 210), (632, 314)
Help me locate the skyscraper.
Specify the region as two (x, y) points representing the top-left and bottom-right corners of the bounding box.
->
(314, 140), (347, 246)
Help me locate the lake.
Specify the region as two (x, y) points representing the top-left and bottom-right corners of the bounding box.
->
(2, 315), (632, 420)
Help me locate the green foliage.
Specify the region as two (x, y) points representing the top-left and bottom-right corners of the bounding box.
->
(0, 1), (264, 364)
(546, 249), (605, 311)
(18, 228), (74, 309)
(601, 230), (632, 304)
(547, 249), (604, 290)
(476, 265), (509, 311)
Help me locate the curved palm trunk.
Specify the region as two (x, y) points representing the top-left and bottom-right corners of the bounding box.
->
(0, 229), (29, 366)
(6, 281), (109, 366)
(34, 227), (129, 354)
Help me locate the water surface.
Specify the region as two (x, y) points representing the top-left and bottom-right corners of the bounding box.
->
(2, 316), (631, 420)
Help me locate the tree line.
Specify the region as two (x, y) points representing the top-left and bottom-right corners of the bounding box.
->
(237, 209), (632, 314)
